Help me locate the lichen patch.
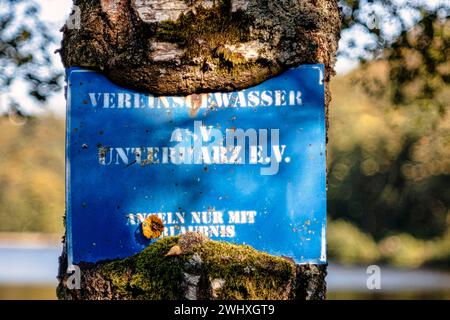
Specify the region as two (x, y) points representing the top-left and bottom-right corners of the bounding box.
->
(142, 214), (165, 239)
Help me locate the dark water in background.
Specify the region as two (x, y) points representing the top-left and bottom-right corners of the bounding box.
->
(0, 246), (449, 300)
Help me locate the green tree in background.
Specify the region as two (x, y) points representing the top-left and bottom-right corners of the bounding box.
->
(340, 0), (449, 106)
(329, 1), (449, 264)
(330, 0), (449, 238)
(0, 0), (62, 115)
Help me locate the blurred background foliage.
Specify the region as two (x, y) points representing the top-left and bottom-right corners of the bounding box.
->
(0, 116), (64, 233)
(0, 0), (448, 269)
(0, 0), (62, 116)
(328, 0), (449, 268)
(328, 61), (450, 268)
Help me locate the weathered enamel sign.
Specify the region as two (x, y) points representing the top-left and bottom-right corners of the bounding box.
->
(66, 65), (327, 265)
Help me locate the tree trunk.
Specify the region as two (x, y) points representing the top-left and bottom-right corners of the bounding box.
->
(58, 0), (340, 300)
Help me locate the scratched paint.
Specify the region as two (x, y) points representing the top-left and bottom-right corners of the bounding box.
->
(66, 65), (327, 264)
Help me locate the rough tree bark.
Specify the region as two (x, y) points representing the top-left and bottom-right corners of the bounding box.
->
(58, 0), (340, 300)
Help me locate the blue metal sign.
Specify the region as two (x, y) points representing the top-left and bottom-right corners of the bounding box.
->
(66, 65), (326, 265)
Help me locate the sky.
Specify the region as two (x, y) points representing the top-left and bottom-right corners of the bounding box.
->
(9, 0), (359, 117)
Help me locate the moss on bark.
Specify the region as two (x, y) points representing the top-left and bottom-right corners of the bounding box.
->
(57, 233), (326, 300)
